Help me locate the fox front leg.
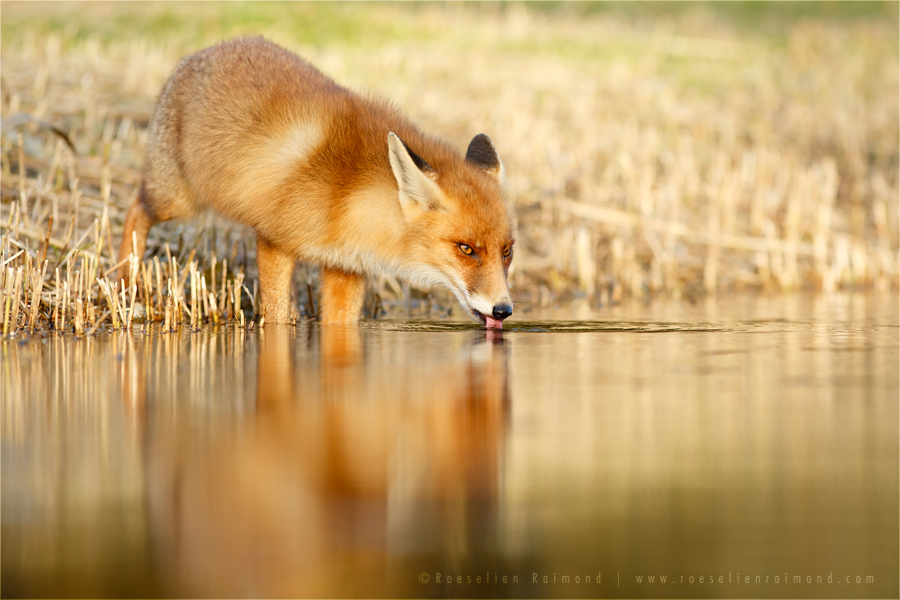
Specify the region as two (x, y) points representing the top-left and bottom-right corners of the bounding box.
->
(319, 267), (366, 325)
(256, 237), (296, 324)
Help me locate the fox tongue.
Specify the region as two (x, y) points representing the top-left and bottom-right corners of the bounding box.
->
(485, 315), (503, 329)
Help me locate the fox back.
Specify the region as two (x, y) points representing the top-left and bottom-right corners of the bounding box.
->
(122, 36), (516, 326)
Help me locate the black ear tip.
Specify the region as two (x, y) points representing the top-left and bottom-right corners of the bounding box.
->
(472, 133), (494, 148)
(466, 133), (500, 170)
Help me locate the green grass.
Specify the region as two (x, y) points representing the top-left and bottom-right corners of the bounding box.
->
(526, 1), (899, 26)
(0, 2), (434, 51)
(4, 1), (896, 54)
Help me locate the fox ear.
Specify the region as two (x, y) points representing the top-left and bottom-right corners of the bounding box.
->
(465, 133), (505, 186)
(388, 132), (442, 219)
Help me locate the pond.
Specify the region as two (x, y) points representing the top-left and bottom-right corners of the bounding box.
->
(2, 293), (897, 598)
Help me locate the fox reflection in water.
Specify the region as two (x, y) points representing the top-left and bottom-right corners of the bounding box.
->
(121, 325), (509, 597)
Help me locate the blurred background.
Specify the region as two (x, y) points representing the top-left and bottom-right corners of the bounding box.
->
(2, 5), (898, 598)
(2, 1), (897, 315)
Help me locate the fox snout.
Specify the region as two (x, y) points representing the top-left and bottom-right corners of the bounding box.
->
(469, 300), (512, 330)
(464, 285), (513, 329)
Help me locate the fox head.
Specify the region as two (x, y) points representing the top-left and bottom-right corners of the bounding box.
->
(388, 132), (516, 328)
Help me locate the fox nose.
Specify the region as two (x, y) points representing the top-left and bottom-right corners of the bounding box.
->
(492, 304), (512, 320)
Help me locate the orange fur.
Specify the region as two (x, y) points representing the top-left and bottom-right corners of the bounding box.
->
(117, 36), (517, 325)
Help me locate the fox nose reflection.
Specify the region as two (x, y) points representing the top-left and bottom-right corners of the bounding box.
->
(145, 325), (510, 597)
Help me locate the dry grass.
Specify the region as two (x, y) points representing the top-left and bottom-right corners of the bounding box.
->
(1, 2), (897, 336)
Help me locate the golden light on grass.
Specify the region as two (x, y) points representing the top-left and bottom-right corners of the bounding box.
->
(1, 3), (897, 337)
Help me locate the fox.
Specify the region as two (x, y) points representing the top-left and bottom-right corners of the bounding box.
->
(118, 36), (516, 328)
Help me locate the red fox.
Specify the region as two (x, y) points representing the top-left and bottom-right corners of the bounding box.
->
(118, 36), (516, 327)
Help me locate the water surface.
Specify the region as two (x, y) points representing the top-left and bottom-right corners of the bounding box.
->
(2, 293), (897, 598)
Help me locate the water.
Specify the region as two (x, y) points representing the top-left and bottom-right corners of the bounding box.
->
(2, 293), (897, 598)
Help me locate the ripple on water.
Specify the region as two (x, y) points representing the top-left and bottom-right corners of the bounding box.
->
(370, 319), (726, 333)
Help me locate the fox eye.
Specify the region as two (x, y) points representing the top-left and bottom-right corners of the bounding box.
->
(458, 243), (474, 256)
(502, 247), (512, 258)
